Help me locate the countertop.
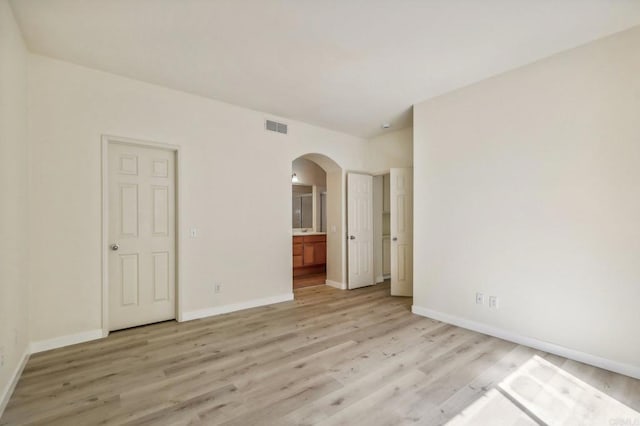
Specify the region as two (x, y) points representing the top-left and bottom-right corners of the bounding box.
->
(292, 231), (327, 236)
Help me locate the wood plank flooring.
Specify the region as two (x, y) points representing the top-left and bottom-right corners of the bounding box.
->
(293, 272), (327, 289)
(2, 283), (639, 425)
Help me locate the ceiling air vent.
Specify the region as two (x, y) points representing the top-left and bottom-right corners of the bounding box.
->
(265, 119), (288, 135)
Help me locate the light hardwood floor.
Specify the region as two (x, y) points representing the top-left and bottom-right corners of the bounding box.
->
(2, 283), (639, 425)
(293, 272), (327, 289)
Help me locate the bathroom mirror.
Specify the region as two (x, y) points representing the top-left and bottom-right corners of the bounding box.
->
(292, 185), (313, 230)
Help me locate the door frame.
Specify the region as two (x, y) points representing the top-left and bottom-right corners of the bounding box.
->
(291, 154), (346, 290)
(101, 135), (182, 337)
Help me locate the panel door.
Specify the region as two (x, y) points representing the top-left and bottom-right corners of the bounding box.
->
(347, 173), (374, 289)
(108, 143), (176, 331)
(390, 168), (413, 297)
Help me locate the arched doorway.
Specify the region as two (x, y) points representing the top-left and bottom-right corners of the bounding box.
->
(290, 153), (345, 290)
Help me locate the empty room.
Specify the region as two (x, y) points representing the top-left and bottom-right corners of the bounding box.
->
(1, 0), (639, 424)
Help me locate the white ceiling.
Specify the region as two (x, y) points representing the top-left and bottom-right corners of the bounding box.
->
(10, 0), (640, 138)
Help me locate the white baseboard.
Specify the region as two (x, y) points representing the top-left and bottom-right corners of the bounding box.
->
(182, 293), (294, 321)
(0, 347), (30, 417)
(412, 305), (640, 380)
(30, 329), (104, 354)
(325, 280), (347, 290)
(375, 275), (385, 283)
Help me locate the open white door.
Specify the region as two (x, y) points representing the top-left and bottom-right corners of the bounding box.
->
(390, 168), (413, 296)
(347, 173), (374, 289)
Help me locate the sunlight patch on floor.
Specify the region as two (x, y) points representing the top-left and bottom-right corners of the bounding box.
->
(446, 355), (640, 425)
(447, 388), (537, 425)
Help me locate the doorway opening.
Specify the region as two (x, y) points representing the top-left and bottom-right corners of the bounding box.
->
(291, 153), (343, 290)
(378, 173), (391, 283)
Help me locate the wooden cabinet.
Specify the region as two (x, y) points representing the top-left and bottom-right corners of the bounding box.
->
(314, 241), (326, 265)
(303, 244), (315, 265)
(293, 238), (303, 268)
(293, 234), (326, 277)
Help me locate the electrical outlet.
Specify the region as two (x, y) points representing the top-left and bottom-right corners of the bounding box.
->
(489, 296), (499, 309)
(214, 283), (222, 294)
(475, 293), (484, 305)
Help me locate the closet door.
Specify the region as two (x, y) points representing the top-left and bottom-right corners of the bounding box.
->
(390, 168), (413, 297)
(347, 173), (374, 289)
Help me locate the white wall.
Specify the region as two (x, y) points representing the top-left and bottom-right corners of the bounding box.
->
(27, 54), (368, 343)
(0, 0), (29, 410)
(366, 127), (413, 175)
(292, 157), (326, 187)
(413, 26), (640, 373)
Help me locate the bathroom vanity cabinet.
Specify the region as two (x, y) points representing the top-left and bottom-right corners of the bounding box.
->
(293, 234), (326, 277)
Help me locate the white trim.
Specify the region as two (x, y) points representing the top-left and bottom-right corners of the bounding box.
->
(182, 293), (294, 322)
(375, 275), (385, 283)
(411, 305), (640, 380)
(30, 329), (104, 354)
(101, 135), (182, 334)
(326, 279), (347, 290)
(0, 348), (29, 417)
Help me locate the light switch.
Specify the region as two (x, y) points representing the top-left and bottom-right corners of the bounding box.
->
(489, 296), (499, 309)
(331, 225), (337, 233)
(189, 228), (198, 238)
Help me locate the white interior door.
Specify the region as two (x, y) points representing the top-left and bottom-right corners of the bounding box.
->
(108, 143), (176, 331)
(390, 168), (413, 297)
(348, 173), (374, 289)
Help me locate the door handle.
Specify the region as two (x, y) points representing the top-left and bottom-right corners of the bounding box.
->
(111, 244), (120, 251)
(392, 237), (398, 241)
(349, 235), (356, 240)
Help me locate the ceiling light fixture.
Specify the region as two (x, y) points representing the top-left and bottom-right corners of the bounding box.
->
(291, 173), (299, 183)
(382, 123), (392, 129)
